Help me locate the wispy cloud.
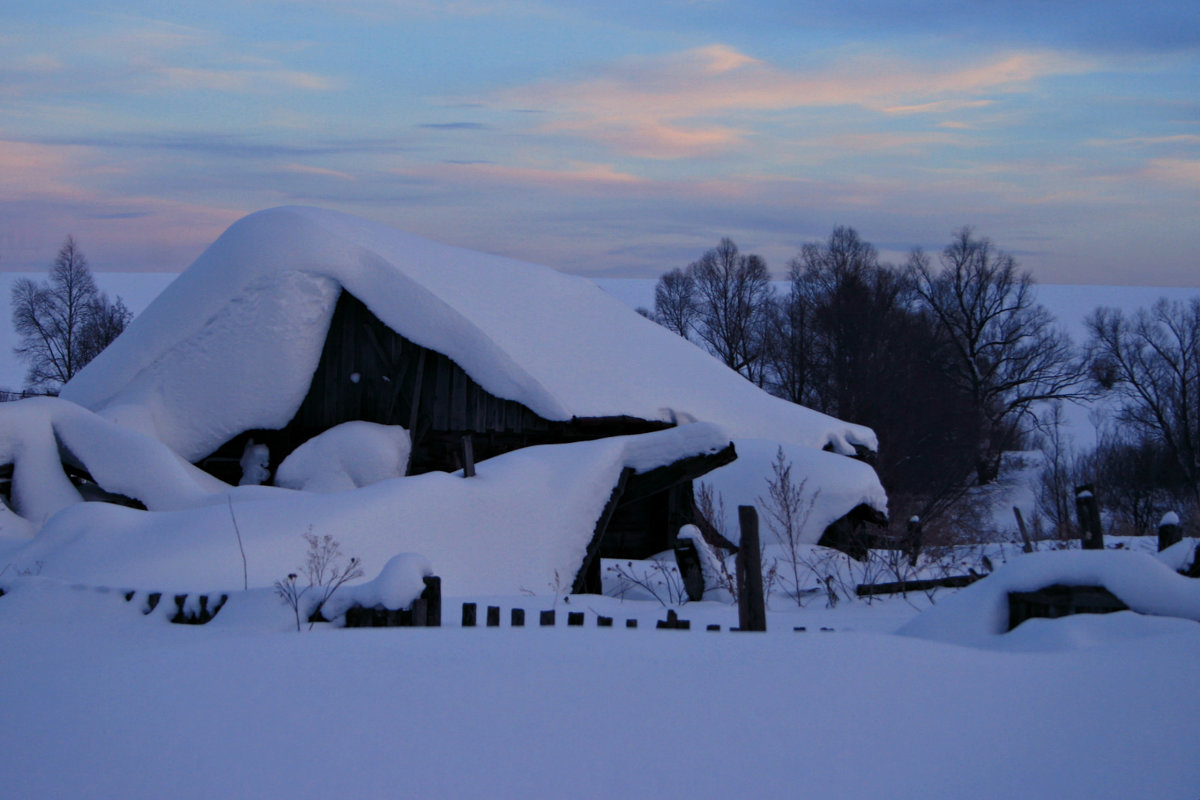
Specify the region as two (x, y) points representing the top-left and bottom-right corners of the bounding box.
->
(0, 17), (338, 99)
(279, 163), (358, 180)
(11, 133), (412, 160)
(882, 100), (995, 115)
(1087, 134), (1200, 147)
(1140, 158), (1200, 186)
(488, 44), (1095, 159)
(431, 160), (646, 189)
(418, 122), (493, 130)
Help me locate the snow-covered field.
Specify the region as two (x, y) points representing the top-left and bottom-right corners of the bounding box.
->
(2, 557), (1199, 800)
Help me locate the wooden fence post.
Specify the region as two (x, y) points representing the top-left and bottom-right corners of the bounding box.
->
(1075, 484), (1104, 550)
(1013, 507), (1034, 554)
(462, 602), (476, 627)
(486, 605), (500, 627)
(736, 505), (767, 632)
(422, 576), (441, 627)
(540, 609), (555, 626)
(1159, 511), (1182, 552)
(511, 608), (525, 627)
(905, 516), (923, 567)
(462, 435), (476, 478)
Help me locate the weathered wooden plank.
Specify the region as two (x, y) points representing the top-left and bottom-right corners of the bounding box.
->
(1007, 584), (1129, 631)
(572, 467), (635, 594)
(736, 506), (766, 632)
(856, 573), (982, 597)
(407, 349), (426, 434)
(450, 363), (468, 431)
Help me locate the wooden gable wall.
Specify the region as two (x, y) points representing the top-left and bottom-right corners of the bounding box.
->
(200, 290), (670, 479)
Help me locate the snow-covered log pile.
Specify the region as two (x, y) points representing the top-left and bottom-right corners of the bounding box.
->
(900, 549), (1200, 648)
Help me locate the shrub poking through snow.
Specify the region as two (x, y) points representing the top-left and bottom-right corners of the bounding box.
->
(605, 558), (689, 607)
(273, 529), (364, 631)
(274, 572), (306, 632)
(759, 447), (820, 607)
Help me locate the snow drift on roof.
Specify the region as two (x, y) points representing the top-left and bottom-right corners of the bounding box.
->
(61, 206), (877, 461)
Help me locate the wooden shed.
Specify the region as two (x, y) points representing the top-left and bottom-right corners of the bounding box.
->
(198, 289), (737, 571)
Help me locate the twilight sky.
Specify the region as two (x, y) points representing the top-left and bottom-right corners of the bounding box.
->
(2, 1), (1197, 283)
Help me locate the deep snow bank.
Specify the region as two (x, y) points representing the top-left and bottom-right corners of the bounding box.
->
(4, 424), (731, 596)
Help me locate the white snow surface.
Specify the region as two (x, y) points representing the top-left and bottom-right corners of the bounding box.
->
(274, 421), (412, 493)
(1, 572), (1199, 799)
(61, 206), (876, 461)
(2, 423), (732, 596)
(900, 549), (1200, 648)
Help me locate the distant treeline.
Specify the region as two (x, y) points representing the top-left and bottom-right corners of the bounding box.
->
(648, 226), (1200, 536)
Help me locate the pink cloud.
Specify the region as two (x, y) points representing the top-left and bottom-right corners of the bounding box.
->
(489, 45), (1094, 159)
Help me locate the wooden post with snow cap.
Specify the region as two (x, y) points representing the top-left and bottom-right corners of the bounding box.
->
(1159, 511), (1182, 552)
(736, 505), (767, 632)
(905, 516), (923, 567)
(1075, 484), (1104, 550)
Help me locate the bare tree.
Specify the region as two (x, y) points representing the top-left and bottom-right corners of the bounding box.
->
(908, 228), (1086, 483)
(689, 238), (775, 383)
(788, 226), (907, 421)
(652, 267), (697, 338)
(1086, 297), (1200, 502)
(10, 237), (131, 391)
(761, 289), (816, 406)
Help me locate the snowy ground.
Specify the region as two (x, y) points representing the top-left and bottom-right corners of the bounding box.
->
(3, 545), (1199, 800)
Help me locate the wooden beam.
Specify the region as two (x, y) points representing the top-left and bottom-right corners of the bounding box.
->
(572, 467), (634, 594)
(616, 444), (737, 507)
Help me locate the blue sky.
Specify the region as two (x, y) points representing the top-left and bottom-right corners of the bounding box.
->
(1, 1), (1197, 283)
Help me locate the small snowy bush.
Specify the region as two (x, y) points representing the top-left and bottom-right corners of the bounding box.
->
(273, 529), (364, 631)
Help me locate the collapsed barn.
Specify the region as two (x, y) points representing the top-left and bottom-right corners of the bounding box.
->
(0, 206), (888, 595)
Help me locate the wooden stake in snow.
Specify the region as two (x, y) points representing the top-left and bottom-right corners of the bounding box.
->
(1013, 506), (1034, 554)
(736, 505), (767, 632)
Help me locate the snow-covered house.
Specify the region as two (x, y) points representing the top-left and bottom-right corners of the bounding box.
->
(0, 207), (887, 596)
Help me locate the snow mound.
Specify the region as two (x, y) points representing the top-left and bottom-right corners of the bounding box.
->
(274, 421), (411, 493)
(0, 396), (229, 525)
(327, 553), (433, 618)
(899, 549), (1200, 649)
(4, 423), (732, 596)
(61, 206), (876, 460)
(697, 439), (888, 545)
